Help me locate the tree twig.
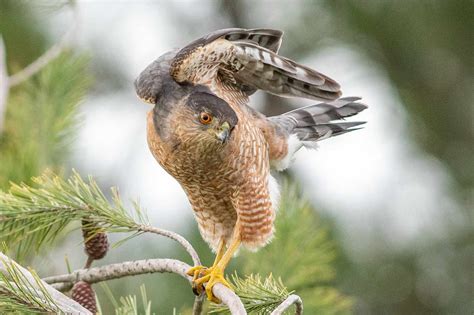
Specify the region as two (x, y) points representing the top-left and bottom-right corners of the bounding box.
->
(137, 224), (204, 315)
(137, 225), (201, 266)
(7, 1), (78, 87)
(192, 294), (205, 315)
(42, 258), (246, 314)
(270, 294), (303, 315)
(0, 252), (91, 314)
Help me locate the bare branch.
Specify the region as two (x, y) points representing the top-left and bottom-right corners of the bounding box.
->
(137, 224), (204, 314)
(0, 252), (91, 314)
(44, 258), (189, 286)
(7, 1), (78, 87)
(43, 258), (246, 314)
(270, 294), (303, 315)
(192, 294), (205, 315)
(138, 225), (201, 266)
(0, 36), (8, 133)
(213, 284), (246, 315)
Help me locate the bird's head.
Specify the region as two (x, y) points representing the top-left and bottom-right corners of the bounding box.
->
(135, 51), (238, 147)
(178, 91), (238, 145)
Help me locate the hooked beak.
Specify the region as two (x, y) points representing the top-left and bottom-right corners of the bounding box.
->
(215, 121), (231, 143)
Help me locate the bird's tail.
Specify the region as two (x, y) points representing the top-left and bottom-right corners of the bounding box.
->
(270, 96), (367, 149)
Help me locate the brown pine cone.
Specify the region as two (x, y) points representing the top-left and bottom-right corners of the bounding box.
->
(71, 281), (97, 314)
(82, 219), (109, 260)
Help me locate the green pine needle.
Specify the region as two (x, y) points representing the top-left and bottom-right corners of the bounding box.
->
(101, 283), (155, 315)
(0, 170), (149, 259)
(209, 273), (291, 314)
(0, 255), (60, 313)
(0, 52), (91, 189)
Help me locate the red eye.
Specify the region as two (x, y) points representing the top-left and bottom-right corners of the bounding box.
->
(199, 112), (213, 124)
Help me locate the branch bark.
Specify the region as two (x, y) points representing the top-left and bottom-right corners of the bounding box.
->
(270, 294), (303, 315)
(0, 252), (91, 314)
(137, 225), (204, 314)
(42, 258), (246, 314)
(138, 224), (201, 266)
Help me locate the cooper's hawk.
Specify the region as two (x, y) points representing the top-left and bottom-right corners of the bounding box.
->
(135, 28), (367, 302)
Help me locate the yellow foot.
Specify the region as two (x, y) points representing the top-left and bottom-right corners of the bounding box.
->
(186, 265), (211, 296)
(193, 266), (231, 303)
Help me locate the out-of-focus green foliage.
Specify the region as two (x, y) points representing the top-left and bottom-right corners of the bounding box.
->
(237, 184), (353, 314)
(323, 0), (474, 193)
(0, 53), (91, 189)
(0, 0), (48, 73)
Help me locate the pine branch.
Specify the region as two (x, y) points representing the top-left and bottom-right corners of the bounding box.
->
(0, 252), (91, 314)
(209, 273), (298, 315)
(42, 258), (245, 314)
(137, 225), (201, 266)
(270, 295), (302, 315)
(0, 170), (204, 268)
(0, 171), (144, 257)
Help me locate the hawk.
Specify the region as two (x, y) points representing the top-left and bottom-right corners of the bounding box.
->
(134, 28), (367, 302)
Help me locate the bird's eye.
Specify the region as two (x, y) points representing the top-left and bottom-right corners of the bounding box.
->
(199, 112), (213, 124)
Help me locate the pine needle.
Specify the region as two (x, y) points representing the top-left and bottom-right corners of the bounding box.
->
(209, 273), (291, 314)
(0, 255), (60, 313)
(0, 170), (149, 259)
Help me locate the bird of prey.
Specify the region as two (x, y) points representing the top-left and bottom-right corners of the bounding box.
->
(135, 28), (367, 302)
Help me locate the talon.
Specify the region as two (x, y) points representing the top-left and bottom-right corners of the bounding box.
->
(186, 266), (210, 296)
(192, 284), (201, 296)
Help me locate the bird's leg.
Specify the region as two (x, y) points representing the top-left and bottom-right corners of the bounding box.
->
(212, 238), (227, 267)
(194, 230), (241, 303)
(187, 239), (226, 295)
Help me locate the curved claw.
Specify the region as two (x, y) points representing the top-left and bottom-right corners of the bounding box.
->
(187, 265), (209, 296)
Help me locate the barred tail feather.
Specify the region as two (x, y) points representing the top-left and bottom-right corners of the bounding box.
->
(283, 97), (367, 126)
(269, 97), (367, 170)
(296, 121), (366, 143)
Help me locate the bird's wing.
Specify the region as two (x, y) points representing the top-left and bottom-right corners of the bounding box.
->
(169, 28), (341, 101)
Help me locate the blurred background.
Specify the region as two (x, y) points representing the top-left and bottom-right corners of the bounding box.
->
(0, 0), (472, 314)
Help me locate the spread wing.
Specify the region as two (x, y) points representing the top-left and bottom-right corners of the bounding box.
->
(169, 28), (341, 101)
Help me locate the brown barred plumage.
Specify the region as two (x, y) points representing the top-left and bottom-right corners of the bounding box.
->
(136, 28), (367, 301)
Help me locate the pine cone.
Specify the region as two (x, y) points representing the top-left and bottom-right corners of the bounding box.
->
(82, 219), (109, 260)
(71, 281), (97, 314)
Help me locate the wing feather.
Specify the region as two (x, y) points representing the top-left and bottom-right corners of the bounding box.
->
(170, 28), (341, 101)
